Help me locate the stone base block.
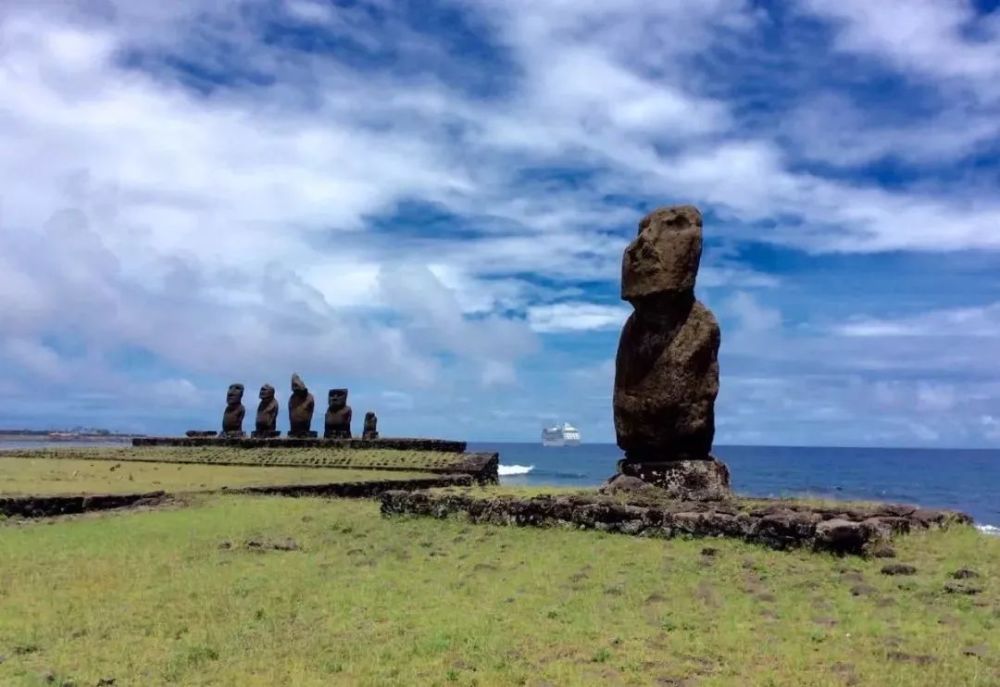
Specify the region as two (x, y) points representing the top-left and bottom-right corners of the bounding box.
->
(186, 430), (218, 438)
(220, 431), (246, 439)
(251, 430), (281, 439)
(288, 431), (318, 439)
(615, 457), (731, 501)
(324, 430), (352, 439)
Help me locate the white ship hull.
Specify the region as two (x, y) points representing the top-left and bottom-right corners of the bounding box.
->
(542, 423), (581, 447)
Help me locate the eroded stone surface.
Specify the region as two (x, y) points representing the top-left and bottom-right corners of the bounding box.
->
(222, 383), (246, 437)
(254, 384), (279, 437)
(614, 205), (720, 462)
(324, 388), (352, 439)
(288, 374), (316, 438)
(615, 458), (730, 500)
(363, 411), (379, 440)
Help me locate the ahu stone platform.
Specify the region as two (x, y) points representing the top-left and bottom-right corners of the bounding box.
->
(133, 436), (467, 452)
(380, 490), (973, 556)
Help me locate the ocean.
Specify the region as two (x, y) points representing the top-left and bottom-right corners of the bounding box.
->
(471, 442), (1000, 534)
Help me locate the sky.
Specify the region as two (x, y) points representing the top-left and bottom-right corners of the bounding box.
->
(1, 0), (999, 447)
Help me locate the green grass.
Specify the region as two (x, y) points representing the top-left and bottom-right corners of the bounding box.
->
(0, 457), (430, 496)
(0, 495), (997, 686)
(1, 446), (471, 471)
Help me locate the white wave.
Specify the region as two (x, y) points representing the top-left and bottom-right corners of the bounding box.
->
(976, 524), (1000, 537)
(498, 464), (534, 476)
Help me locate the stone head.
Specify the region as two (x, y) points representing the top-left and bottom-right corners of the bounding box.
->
(364, 411), (376, 425)
(291, 373), (307, 395)
(226, 383), (244, 405)
(259, 384), (275, 401)
(621, 205), (703, 303)
(328, 388), (348, 410)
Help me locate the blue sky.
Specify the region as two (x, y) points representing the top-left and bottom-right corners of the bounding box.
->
(1, 0), (999, 446)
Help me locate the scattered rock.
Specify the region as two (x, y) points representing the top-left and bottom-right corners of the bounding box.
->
(887, 651), (935, 666)
(700, 547), (718, 557)
(963, 645), (988, 659)
(850, 584), (877, 597)
(97, 679), (117, 686)
(951, 568), (980, 579)
(944, 582), (983, 595)
(217, 541), (232, 550)
(815, 518), (865, 555)
(867, 541), (897, 558)
(243, 538), (300, 552)
(880, 563), (916, 576)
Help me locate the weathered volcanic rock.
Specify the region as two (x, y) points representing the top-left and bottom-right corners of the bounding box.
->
(255, 384), (279, 436)
(324, 388), (352, 439)
(613, 205), (721, 461)
(611, 204), (728, 498)
(221, 383), (245, 437)
(362, 411), (379, 440)
(288, 374), (315, 438)
(617, 458), (730, 500)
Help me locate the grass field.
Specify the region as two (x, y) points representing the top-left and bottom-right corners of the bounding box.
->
(0, 446), (472, 471)
(0, 457), (430, 496)
(0, 495), (996, 686)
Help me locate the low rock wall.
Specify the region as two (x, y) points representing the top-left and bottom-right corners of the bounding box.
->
(229, 474), (472, 498)
(0, 491), (167, 518)
(380, 491), (972, 556)
(132, 437), (467, 452)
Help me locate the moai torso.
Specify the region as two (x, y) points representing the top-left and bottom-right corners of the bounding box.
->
(254, 384), (279, 437)
(222, 384), (246, 437)
(324, 388), (352, 439)
(362, 411), (378, 440)
(288, 374), (316, 437)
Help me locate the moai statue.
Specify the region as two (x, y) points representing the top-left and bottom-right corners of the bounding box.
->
(362, 411), (378, 440)
(609, 205), (730, 500)
(252, 384), (280, 438)
(324, 388), (353, 439)
(288, 373), (317, 438)
(221, 383), (246, 437)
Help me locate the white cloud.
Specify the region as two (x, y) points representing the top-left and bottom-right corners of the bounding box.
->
(527, 303), (629, 333)
(0, 0), (998, 442)
(836, 302), (1000, 338)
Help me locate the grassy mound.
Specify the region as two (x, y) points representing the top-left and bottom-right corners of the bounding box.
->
(0, 495), (996, 686)
(0, 457), (430, 496)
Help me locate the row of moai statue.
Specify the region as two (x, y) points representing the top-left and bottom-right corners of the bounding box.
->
(219, 374), (379, 439)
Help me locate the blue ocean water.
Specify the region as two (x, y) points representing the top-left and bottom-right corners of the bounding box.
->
(470, 443), (1000, 531)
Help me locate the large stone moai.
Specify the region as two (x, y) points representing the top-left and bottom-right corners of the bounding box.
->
(362, 411), (378, 440)
(288, 374), (317, 438)
(221, 383), (246, 437)
(253, 384), (280, 438)
(324, 388), (353, 439)
(611, 205), (730, 500)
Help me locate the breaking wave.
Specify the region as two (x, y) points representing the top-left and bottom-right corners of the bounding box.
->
(976, 524), (1000, 537)
(498, 464), (534, 476)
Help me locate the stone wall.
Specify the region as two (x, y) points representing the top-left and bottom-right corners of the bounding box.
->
(132, 437), (467, 452)
(227, 474), (472, 498)
(0, 491), (167, 518)
(380, 490), (972, 556)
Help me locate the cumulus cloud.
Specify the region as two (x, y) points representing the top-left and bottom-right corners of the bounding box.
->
(0, 0), (997, 443)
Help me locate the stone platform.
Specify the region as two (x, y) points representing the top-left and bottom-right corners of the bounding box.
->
(134, 436), (467, 452)
(380, 490), (972, 556)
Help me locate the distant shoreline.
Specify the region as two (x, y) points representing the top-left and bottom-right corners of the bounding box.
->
(0, 434), (139, 442)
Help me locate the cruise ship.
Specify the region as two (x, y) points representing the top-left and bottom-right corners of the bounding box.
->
(541, 422), (581, 447)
